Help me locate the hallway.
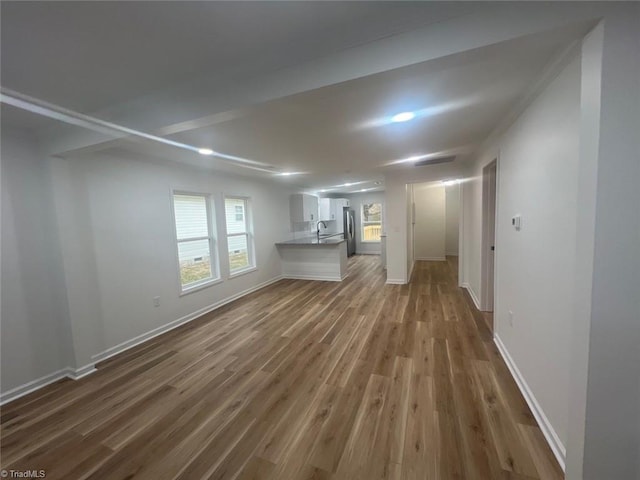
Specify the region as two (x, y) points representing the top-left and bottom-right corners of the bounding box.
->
(1, 256), (562, 479)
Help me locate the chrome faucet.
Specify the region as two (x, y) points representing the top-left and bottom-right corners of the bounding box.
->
(316, 220), (327, 239)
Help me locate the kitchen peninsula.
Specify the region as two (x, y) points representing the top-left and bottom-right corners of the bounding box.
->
(276, 235), (347, 281)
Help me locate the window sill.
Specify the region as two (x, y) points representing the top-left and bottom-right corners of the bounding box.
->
(229, 266), (258, 279)
(179, 277), (223, 297)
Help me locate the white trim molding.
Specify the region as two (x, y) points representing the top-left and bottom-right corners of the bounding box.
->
(92, 275), (284, 364)
(0, 364), (97, 405)
(67, 364), (97, 380)
(461, 283), (482, 311)
(0, 369), (68, 405)
(386, 278), (406, 285)
(494, 334), (566, 471)
(281, 274), (345, 282)
(415, 256), (446, 261)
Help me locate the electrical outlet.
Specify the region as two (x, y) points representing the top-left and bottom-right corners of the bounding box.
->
(508, 310), (514, 326)
(153, 296), (160, 307)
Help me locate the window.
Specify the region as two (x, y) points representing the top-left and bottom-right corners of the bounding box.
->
(361, 202), (382, 242)
(172, 193), (218, 292)
(235, 205), (244, 222)
(225, 196), (254, 274)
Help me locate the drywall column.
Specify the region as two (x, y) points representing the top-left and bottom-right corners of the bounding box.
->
(50, 157), (106, 372)
(566, 12), (640, 480)
(445, 183), (460, 256)
(0, 130), (74, 393)
(384, 181), (408, 284)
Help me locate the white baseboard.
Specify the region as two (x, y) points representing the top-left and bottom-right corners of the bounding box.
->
(385, 278), (406, 285)
(0, 369), (69, 405)
(461, 283), (481, 311)
(0, 275), (284, 405)
(494, 334), (566, 471)
(408, 260), (416, 283)
(92, 275), (285, 364)
(281, 274), (344, 282)
(415, 256), (446, 261)
(2, 276), (287, 405)
(0, 364), (97, 405)
(356, 252), (380, 256)
(67, 364), (97, 380)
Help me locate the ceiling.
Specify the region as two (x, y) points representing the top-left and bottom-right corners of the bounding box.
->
(165, 26), (584, 192)
(1, 2), (588, 194)
(1, 1), (478, 113)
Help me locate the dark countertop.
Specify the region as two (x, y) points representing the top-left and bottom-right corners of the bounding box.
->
(276, 235), (346, 246)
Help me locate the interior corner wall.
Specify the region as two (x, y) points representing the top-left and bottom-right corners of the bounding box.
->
(461, 55), (582, 462)
(1, 129), (73, 393)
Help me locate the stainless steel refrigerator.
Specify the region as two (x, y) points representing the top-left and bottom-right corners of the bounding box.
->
(343, 207), (356, 257)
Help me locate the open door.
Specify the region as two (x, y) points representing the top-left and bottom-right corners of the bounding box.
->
(481, 160), (497, 330)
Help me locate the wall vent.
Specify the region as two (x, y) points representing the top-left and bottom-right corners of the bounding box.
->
(414, 155), (456, 167)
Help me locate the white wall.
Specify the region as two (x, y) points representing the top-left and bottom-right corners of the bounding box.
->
(1, 141), (295, 398)
(413, 182), (446, 261)
(51, 152), (294, 367)
(341, 191), (385, 255)
(461, 172), (483, 305)
(461, 56), (581, 463)
(445, 183), (460, 256)
(1, 130), (73, 393)
(575, 12), (640, 480)
(384, 161), (467, 284)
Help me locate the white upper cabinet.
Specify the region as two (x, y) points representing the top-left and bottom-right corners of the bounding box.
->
(333, 198), (350, 232)
(319, 198), (331, 221)
(320, 198), (344, 221)
(290, 194), (319, 223)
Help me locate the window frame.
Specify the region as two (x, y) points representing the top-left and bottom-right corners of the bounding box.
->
(171, 190), (221, 295)
(224, 195), (256, 277)
(361, 202), (383, 243)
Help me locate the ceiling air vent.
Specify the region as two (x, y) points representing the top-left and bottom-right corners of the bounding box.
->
(414, 155), (456, 167)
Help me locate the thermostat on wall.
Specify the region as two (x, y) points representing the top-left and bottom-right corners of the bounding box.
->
(512, 215), (522, 231)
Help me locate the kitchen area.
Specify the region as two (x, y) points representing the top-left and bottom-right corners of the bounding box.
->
(276, 193), (384, 281)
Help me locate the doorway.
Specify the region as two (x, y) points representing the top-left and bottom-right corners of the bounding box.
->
(481, 159), (497, 330)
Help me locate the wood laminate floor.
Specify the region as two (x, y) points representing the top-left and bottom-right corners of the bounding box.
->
(0, 255), (563, 479)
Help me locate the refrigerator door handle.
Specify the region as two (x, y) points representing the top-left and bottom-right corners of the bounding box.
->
(349, 213), (355, 239)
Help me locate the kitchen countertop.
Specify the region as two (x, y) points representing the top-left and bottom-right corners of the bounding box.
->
(276, 235), (346, 246)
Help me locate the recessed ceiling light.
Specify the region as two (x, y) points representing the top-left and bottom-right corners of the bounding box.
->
(320, 189), (327, 193)
(344, 182), (352, 187)
(198, 148), (214, 155)
(391, 112), (416, 123)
